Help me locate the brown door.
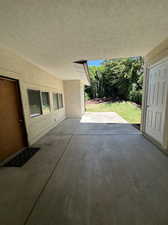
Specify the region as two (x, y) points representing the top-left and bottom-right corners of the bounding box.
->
(0, 77), (28, 161)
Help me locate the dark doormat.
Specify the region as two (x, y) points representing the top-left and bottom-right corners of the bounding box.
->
(3, 147), (40, 167)
(132, 123), (140, 130)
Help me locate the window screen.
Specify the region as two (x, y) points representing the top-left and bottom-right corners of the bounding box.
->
(53, 93), (59, 110)
(27, 90), (42, 117)
(41, 92), (50, 114)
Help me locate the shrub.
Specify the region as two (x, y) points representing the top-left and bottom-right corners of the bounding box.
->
(85, 92), (90, 101)
(129, 90), (142, 105)
(85, 57), (144, 105)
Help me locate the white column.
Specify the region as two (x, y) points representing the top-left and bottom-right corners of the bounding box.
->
(63, 80), (85, 118)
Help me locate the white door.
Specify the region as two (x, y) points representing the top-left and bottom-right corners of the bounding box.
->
(145, 59), (168, 146)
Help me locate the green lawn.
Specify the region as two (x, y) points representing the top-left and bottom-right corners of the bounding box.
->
(86, 101), (141, 123)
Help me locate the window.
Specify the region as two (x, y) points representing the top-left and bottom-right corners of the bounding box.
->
(41, 92), (50, 114)
(28, 90), (51, 117)
(58, 93), (63, 109)
(53, 93), (59, 110)
(53, 93), (63, 110)
(27, 90), (42, 117)
(60, 94), (63, 108)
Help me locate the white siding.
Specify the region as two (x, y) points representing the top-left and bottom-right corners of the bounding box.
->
(0, 47), (65, 144)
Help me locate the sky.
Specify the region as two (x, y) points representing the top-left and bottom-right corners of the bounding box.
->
(88, 60), (104, 66)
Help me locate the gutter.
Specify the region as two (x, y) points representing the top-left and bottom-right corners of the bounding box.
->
(74, 60), (90, 85)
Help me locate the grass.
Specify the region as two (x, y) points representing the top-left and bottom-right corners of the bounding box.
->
(86, 101), (141, 123)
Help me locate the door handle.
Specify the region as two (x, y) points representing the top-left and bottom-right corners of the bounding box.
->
(18, 119), (23, 123)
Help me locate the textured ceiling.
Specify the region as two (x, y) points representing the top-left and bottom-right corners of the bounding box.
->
(0, 0), (168, 80)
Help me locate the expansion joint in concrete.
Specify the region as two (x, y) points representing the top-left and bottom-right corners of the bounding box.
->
(23, 135), (73, 225)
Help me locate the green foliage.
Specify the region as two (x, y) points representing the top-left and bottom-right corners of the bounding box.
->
(129, 90), (142, 105)
(85, 92), (90, 101)
(86, 57), (144, 104)
(85, 65), (105, 99)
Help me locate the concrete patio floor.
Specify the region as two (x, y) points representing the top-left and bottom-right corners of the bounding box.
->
(80, 112), (128, 123)
(1, 117), (168, 225)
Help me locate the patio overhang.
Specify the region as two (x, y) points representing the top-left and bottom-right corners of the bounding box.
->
(0, 1), (167, 83)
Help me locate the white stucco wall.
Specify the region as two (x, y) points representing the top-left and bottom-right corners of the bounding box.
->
(64, 80), (85, 118)
(0, 47), (65, 145)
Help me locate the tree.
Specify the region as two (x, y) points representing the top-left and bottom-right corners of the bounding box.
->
(85, 57), (144, 104)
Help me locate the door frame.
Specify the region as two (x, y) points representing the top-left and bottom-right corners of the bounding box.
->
(141, 60), (150, 133)
(0, 75), (29, 153)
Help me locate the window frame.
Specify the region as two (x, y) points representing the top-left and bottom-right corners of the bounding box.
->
(53, 93), (59, 111)
(60, 93), (63, 108)
(27, 89), (43, 118)
(27, 89), (51, 118)
(58, 93), (63, 109)
(41, 91), (51, 114)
